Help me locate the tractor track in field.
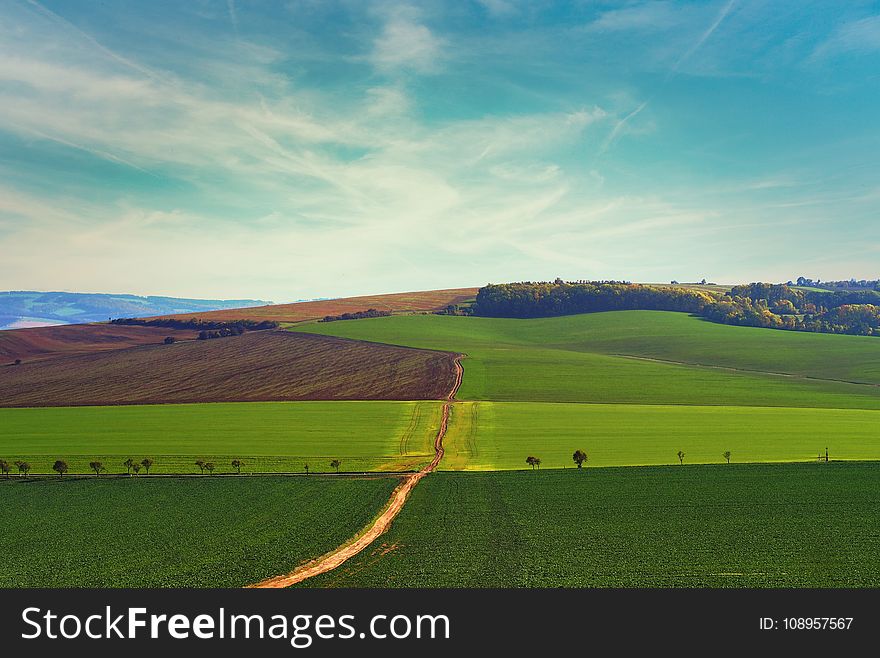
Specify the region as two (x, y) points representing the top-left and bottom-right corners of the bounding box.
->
(248, 354), (463, 589)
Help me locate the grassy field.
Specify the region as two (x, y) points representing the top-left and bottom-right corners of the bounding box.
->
(441, 401), (880, 470)
(0, 330), (458, 407)
(0, 401), (442, 474)
(292, 312), (880, 408)
(0, 475), (398, 587)
(300, 463), (880, 588)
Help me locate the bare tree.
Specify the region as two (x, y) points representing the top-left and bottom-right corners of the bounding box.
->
(677, 450), (685, 465)
(131, 463), (141, 476)
(304, 463), (310, 475)
(204, 462), (215, 476)
(723, 451), (731, 465)
(15, 461), (31, 478)
(52, 460), (69, 479)
(231, 459), (242, 475)
(141, 458), (153, 475)
(330, 459), (341, 474)
(89, 461), (104, 477)
(0, 459), (10, 479)
(123, 458), (134, 475)
(195, 459), (207, 475)
(572, 450), (587, 469)
(534, 457), (541, 470)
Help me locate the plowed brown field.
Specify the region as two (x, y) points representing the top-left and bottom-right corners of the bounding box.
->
(0, 330), (460, 407)
(0, 324), (198, 364)
(151, 287), (479, 323)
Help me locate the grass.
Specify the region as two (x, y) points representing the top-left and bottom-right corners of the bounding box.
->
(0, 401), (442, 474)
(291, 312), (880, 408)
(441, 401), (880, 470)
(0, 475), (398, 587)
(0, 330), (458, 407)
(300, 463), (880, 588)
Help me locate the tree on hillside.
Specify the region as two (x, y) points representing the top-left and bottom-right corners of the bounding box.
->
(141, 458), (153, 475)
(163, 336), (176, 344)
(526, 456), (538, 470)
(123, 458), (134, 475)
(330, 459), (341, 474)
(231, 459), (242, 475)
(677, 450), (685, 465)
(15, 461), (31, 478)
(572, 450), (588, 469)
(53, 460), (68, 479)
(89, 461), (104, 477)
(723, 451), (731, 465)
(195, 459), (207, 475)
(0, 460), (10, 479)
(204, 462), (215, 476)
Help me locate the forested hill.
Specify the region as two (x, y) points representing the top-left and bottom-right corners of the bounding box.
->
(473, 282), (880, 337)
(0, 291), (270, 330)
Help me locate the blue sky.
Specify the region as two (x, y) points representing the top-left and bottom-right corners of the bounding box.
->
(0, 0), (878, 301)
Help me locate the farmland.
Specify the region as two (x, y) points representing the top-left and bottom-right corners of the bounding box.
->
(0, 401), (442, 473)
(0, 330), (459, 407)
(440, 401), (880, 470)
(292, 312), (880, 409)
(0, 475), (398, 587)
(0, 323), (198, 363)
(154, 287), (479, 323)
(300, 463), (880, 588)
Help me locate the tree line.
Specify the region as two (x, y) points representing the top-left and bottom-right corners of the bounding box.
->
(319, 308), (392, 322)
(472, 281), (880, 336)
(473, 282), (715, 318)
(110, 317), (279, 331)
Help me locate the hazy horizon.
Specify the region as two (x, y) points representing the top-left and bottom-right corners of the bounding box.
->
(1, 1), (878, 300)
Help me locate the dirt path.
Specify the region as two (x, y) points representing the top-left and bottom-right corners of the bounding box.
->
(248, 354), (463, 588)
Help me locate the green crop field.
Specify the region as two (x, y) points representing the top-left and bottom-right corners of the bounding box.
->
(0, 401), (441, 474)
(0, 475), (398, 587)
(300, 463), (880, 588)
(441, 401), (880, 470)
(291, 312), (880, 409)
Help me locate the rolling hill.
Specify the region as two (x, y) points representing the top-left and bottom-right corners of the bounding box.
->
(0, 290), (270, 329)
(0, 330), (459, 407)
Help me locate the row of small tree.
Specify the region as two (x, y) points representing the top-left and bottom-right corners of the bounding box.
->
(0, 457), (348, 478)
(523, 450), (736, 469)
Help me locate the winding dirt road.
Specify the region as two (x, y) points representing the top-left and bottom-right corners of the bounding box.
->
(248, 354), (463, 588)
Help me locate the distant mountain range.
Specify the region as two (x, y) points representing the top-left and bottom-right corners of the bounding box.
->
(0, 291), (272, 330)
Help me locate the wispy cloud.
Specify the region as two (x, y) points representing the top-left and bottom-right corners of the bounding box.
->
(227, 0), (240, 39)
(811, 15), (880, 61)
(670, 0), (737, 75)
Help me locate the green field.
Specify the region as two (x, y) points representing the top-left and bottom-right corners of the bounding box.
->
(292, 312), (880, 408)
(441, 401), (880, 470)
(300, 463), (880, 588)
(0, 401), (441, 474)
(0, 475), (398, 587)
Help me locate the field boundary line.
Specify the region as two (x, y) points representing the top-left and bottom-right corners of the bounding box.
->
(247, 354), (464, 588)
(612, 353), (880, 388)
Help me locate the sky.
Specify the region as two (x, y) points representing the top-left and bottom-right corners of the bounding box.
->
(0, 0), (879, 302)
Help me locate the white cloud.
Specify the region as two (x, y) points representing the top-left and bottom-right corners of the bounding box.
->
(370, 11), (444, 73)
